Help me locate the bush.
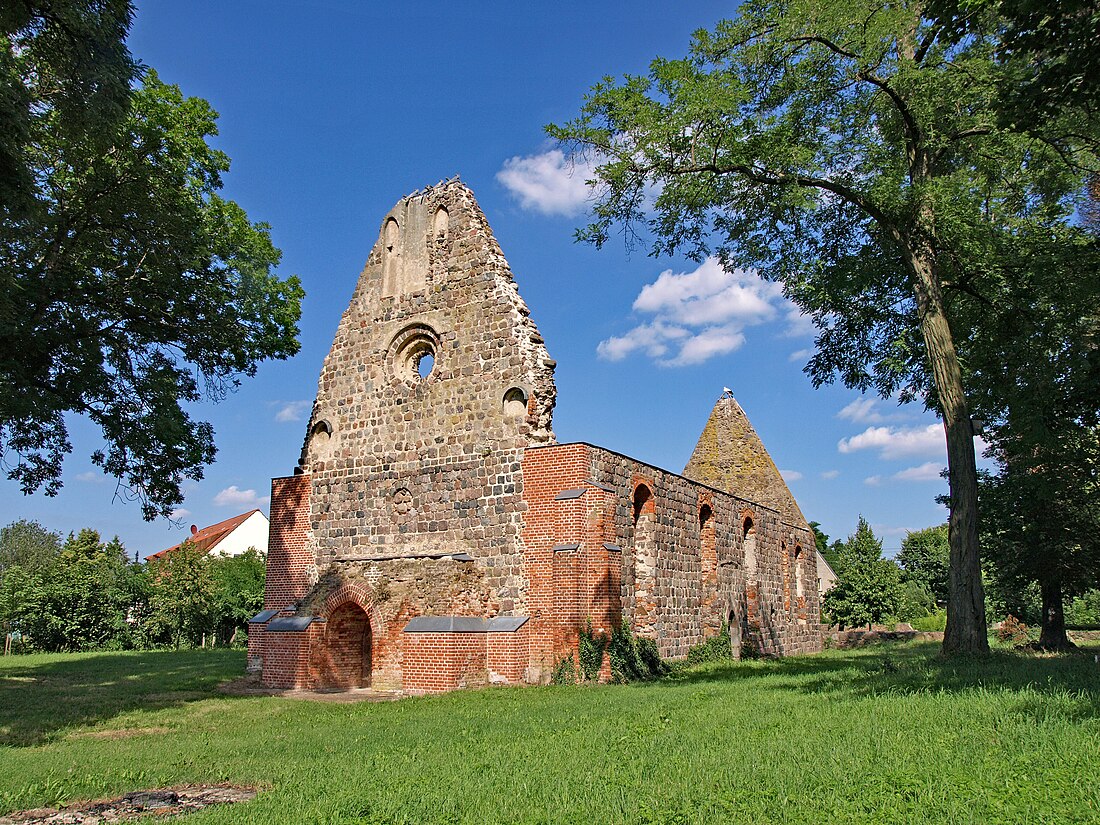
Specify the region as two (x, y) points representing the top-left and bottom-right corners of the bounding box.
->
(684, 625), (733, 665)
(577, 622), (607, 682)
(607, 621), (667, 683)
(550, 655), (577, 685)
(995, 614), (1030, 645)
(910, 611), (947, 632)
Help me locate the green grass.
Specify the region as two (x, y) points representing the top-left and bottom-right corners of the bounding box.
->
(2, 644), (1099, 824)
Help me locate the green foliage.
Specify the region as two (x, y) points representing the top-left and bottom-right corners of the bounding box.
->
(4, 529), (133, 651)
(822, 517), (902, 628)
(607, 621), (667, 683)
(208, 548), (265, 646)
(895, 580), (937, 623)
(550, 655), (577, 686)
(897, 524), (950, 607)
(1, 42), (304, 517)
(684, 625), (733, 665)
(0, 520), (61, 581)
(808, 521), (829, 556)
(0, 1), (138, 214)
(910, 611), (948, 632)
(1065, 590), (1100, 628)
(145, 543), (216, 648)
(577, 621), (607, 682)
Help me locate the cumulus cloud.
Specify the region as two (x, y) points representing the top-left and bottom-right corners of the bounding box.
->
(273, 400), (311, 423)
(820, 469), (840, 480)
(75, 471), (105, 483)
(214, 486), (270, 508)
(597, 258), (808, 367)
(788, 348), (813, 363)
(837, 397), (884, 424)
(837, 423), (944, 460)
(892, 462), (945, 482)
(496, 149), (596, 217)
(779, 469), (803, 482)
(864, 475), (883, 486)
(595, 321), (689, 362)
(169, 508), (192, 520)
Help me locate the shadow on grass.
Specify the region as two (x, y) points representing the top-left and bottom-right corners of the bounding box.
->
(655, 641), (1100, 720)
(0, 649), (245, 747)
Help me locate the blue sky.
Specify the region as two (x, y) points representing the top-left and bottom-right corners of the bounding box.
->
(1, 1), (980, 558)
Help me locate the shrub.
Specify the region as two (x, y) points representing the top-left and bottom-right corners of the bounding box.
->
(607, 621), (667, 683)
(910, 611), (947, 632)
(684, 624), (733, 665)
(996, 614), (1030, 645)
(550, 655), (577, 685)
(577, 621), (607, 682)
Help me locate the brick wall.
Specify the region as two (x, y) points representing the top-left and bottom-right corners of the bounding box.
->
(261, 623), (324, 689)
(521, 443), (822, 665)
(264, 474), (314, 611)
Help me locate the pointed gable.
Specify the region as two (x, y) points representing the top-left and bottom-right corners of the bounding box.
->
(683, 395), (807, 527)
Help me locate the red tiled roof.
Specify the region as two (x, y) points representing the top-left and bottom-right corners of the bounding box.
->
(147, 509), (261, 560)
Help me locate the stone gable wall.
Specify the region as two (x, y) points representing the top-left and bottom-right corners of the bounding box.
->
(297, 181), (557, 611)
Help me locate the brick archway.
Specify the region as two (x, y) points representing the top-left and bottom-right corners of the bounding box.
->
(316, 584), (377, 689)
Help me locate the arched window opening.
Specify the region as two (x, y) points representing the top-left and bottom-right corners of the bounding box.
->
(433, 206), (449, 239)
(503, 387), (528, 417)
(632, 484), (657, 638)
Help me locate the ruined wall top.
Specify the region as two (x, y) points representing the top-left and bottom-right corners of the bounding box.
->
(296, 180), (558, 563)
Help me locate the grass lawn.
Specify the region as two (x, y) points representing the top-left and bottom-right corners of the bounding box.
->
(1, 643), (1098, 824)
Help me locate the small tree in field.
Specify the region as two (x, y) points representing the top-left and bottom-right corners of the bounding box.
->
(823, 518), (902, 629)
(146, 543), (216, 648)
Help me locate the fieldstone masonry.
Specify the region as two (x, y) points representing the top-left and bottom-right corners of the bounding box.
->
(251, 180), (822, 692)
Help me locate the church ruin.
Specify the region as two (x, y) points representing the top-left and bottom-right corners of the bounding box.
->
(248, 180), (821, 692)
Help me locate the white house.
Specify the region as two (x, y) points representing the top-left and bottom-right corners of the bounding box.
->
(148, 510), (268, 560)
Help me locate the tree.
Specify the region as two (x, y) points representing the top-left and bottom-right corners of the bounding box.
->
(897, 524), (950, 607)
(822, 517), (902, 628)
(0, 518), (61, 581)
(209, 547), (265, 645)
(550, 0), (1097, 653)
(961, 225), (1100, 649)
(145, 543), (216, 648)
(1, 6), (304, 519)
(7, 528), (132, 650)
(1, 1), (137, 215)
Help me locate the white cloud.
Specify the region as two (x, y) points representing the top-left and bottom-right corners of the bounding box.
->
(864, 475), (883, 486)
(663, 326), (747, 366)
(788, 348), (813, 363)
(274, 400), (311, 423)
(837, 397), (884, 424)
(75, 471), (105, 484)
(779, 469), (803, 482)
(632, 258), (784, 326)
(820, 469), (840, 480)
(596, 258), (807, 367)
(169, 508), (192, 520)
(595, 321), (689, 362)
(214, 486), (270, 508)
(837, 424), (944, 460)
(496, 149), (595, 217)
(892, 462), (944, 482)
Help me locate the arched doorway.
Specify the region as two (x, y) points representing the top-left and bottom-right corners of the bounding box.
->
(728, 609), (742, 660)
(319, 602), (372, 689)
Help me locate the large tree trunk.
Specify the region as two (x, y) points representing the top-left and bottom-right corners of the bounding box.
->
(907, 244), (989, 655)
(1037, 576), (1075, 650)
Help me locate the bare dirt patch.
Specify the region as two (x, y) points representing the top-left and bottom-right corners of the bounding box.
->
(0, 785), (256, 824)
(67, 727), (169, 742)
(219, 674), (400, 703)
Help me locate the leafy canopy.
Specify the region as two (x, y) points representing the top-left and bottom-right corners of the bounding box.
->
(1, 5), (304, 519)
